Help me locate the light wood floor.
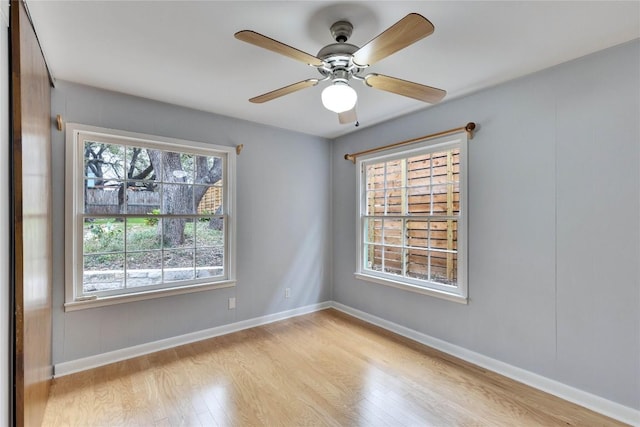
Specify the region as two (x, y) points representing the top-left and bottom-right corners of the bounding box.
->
(42, 309), (625, 426)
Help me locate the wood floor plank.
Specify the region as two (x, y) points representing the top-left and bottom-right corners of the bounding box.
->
(42, 309), (627, 426)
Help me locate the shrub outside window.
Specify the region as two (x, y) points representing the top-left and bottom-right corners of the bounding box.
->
(65, 124), (236, 310)
(355, 132), (467, 303)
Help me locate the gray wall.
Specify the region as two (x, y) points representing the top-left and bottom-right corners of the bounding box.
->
(51, 82), (332, 364)
(50, 40), (639, 411)
(331, 40), (640, 409)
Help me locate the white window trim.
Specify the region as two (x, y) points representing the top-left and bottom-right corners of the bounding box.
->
(64, 123), (237, 311)
(354, 131), (468, 304)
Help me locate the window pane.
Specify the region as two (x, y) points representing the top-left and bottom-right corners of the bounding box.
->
(407, 186), (431, 215)
(162, 184), (194, 214)
(195, 155), (223, 186)
(430, 220), (455, 251)
(447, 219), (458, 251)
(164, 249), (195, 281)
(386, 188), (403, 214)
(143, 147), (163, 179)
(164, 151), (194, 184)
(365, 162), (385, 191)
(385, 160), (403, 189)
(383, 219), (402, 245)
(126, 182), (160, 215)
(363, 244), (382, 272)
(364, 218), (382, 244)
(406, 248), (428, 280)
(431, 183), (460, 216)
(429, 151), (449, 184)
(383, 246), (403, 276)
(126, 217), (162, 251)
(83, 253), (124, 293)
(430, 251), (457, 287)
(84, 142), (125, 180)
(366, 190), (385, 215)
(407, 154), (430, 187)
(406, 220), (428, 249)
(83, 218), (124, 254)
(126, 251), (162, 288)
(126, 147), (157, 180)
(196, 218), (224, 247)
(196, 248), (224, 278)
(85, 180), (123, 214)
(160, 218), (194, 249)
(429, 149), (459, 186)
(195, 185), (223, 215)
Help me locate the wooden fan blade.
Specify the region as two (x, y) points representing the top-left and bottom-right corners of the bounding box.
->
(338, 107), (357, 124)
(365, 74), (446, 104)
(352, 13), (434, 67)
(249, 79), (319, 103)
(235, 30), (324, 67)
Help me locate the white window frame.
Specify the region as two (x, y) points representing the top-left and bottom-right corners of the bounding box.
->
(355, 131), (468, 303)
(64, 123), (236, 311)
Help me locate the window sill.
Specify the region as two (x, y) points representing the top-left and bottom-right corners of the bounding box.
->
(354, 273), (467, 304)
(64, 280), (236, 312)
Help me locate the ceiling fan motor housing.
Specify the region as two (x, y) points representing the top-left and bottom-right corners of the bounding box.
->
(330, 20), (353, 43)
(318, 20), (361, 81)
(316, 42), (361, 80)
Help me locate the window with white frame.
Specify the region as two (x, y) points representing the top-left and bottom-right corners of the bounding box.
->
(65, 124), (236, 309)
(355, 132), (467, 302)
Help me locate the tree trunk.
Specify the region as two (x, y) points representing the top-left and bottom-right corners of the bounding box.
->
(148, 149), (222, 247)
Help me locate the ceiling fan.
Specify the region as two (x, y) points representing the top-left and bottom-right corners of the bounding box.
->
(234, 13), (446, 125)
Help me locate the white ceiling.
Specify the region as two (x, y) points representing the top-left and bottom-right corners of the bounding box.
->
(27, 1), (639, 139)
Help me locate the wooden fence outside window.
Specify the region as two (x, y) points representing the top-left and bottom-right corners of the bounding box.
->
(365, 148), (460, 284)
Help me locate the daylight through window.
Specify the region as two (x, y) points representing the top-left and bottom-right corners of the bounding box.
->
(356, 133), (467, 302)
(66, 125), (236, 308)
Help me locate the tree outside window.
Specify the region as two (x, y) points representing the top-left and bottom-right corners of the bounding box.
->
(67, 125), (235, 306)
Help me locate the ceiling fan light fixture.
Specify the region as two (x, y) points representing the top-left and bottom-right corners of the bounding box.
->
(237, 14), (445, 118)
(321, 81), (357, 113)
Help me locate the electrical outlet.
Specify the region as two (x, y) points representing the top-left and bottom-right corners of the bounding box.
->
(228, 297), (236, 309)
(285, 288), (291, 298)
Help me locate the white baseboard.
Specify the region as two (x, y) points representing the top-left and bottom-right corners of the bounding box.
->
(53, 299), (638, 426)
(330, 302), (640, 427)
(54, 301), (331, 378)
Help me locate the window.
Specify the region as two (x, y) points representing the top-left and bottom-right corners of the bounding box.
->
(65, 124), (236, 310)
(355, 132), (467, 303)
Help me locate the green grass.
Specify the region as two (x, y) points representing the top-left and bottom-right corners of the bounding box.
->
(83, 220), (222, 256)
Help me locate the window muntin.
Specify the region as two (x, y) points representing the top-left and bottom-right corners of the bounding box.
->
(357, 134), (467, 301)
(67, 125), (235, 307)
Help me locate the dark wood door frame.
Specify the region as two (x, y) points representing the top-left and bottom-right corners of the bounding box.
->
(10, 0), (54, 425)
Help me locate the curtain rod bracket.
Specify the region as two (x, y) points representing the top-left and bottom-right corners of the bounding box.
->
(236, 144), (244, 155)
(56, 114), (63, 131)
(344, 122), (476, 163)
(465, 122), (476, 133)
